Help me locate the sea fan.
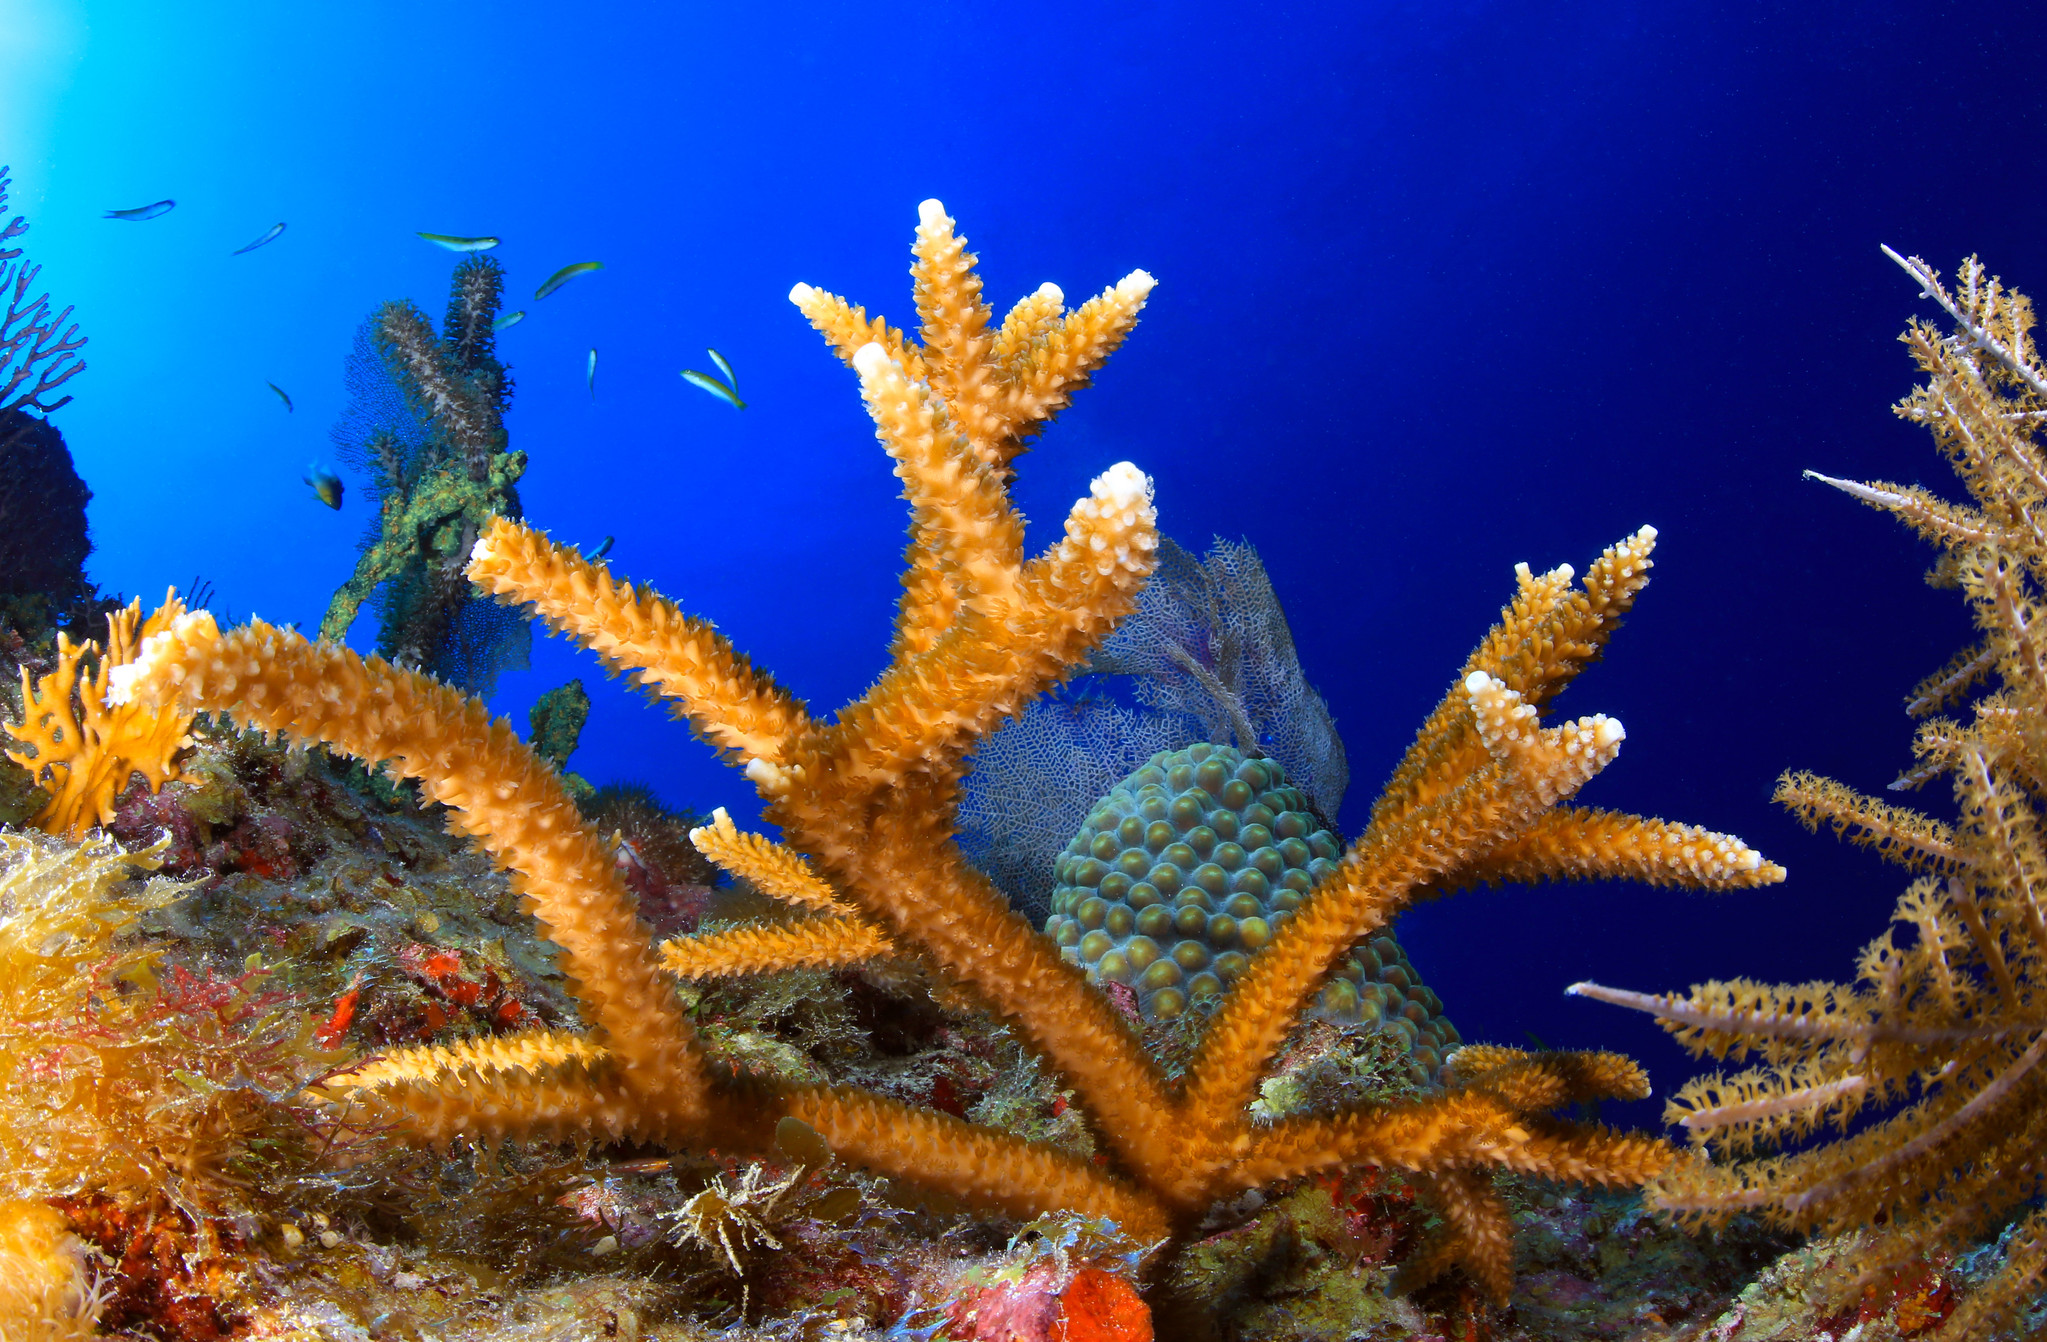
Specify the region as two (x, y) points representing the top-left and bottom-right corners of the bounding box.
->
(958, 535), (1347, 913)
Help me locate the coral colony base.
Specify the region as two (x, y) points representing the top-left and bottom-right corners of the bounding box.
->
(4, 198), (2044, 1338)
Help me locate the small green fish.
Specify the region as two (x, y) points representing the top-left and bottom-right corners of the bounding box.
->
(681, 368), (746, 410)
(105, 199), (174, 221)
(232, 222), (286, 255)
(304, 465), (344, 510)
(587, 348), (597, 399)
(707, 348), (738, 391)
(535, 261), (603, 300)
(267, 381), (293, 413)
(418, 231), (500, 252)
(492, 310), (526, 332)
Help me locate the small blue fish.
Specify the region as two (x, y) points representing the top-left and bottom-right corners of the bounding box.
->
(580, 535), (614, 561)
(492, 310), (526, 332)
(304, 465), (343, 510)
(681, 367), (746, 410)
(418, 232), (500, 252)
(232, 222), (286, 255)
(707, 348), (738, 391)
(587, 349), (597, 399)
(267, 382), (293, 413)
(105, 200), (175, 221)
(535, 261), (603, 300)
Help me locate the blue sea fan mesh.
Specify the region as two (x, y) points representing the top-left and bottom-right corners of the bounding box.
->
(959, 536), (1347, 915)
(1094, 537), (1347, 822)
(430, 592), (532, 699)
(330, 320), (429, 507)
(957, 691), (1186, 917)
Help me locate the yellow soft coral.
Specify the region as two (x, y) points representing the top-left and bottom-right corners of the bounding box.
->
(0, 1200), (105, 1342)
(1575, 253), (2047, 1339)
(4, 590), (195, 837)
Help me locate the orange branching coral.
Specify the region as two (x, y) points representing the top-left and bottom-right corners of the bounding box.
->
(1573, 252), (2047, 1339)
(4, 590), (195, 838)
(110, 201), (1781, 1300)
(657, 808), (893, 980)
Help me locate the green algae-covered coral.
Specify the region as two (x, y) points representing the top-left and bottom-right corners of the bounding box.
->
(323, 255), (530, 694)
(1042, 743), (1458, 1075)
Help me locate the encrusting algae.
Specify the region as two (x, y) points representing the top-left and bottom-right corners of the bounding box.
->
(1574, 251), (2047, 1340)
(103, 198), (1788, 1315)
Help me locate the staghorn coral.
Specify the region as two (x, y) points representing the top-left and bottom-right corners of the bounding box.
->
(322, 255), (529, 694)
(0, 165), (87, 417)
(110, 200), (1783, 1307)
(656, 806), (894, 981)
(1572, 251), (2047, 1339)
(4, 590), (196, 838)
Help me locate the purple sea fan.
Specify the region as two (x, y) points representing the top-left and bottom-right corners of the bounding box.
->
(0, 166), (87, 417)
(1093, 536), (1348, 823)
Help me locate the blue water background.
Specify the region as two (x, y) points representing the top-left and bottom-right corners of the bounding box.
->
(8, 1), (2043, 1116)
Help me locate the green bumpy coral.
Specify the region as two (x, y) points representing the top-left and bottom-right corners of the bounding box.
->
(1043, 744), (1459, 1076)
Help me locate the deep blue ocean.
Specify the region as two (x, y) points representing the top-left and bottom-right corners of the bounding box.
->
(8, 0), (2044, 1117)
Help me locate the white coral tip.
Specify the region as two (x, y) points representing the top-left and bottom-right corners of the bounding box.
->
(1596, 717), (1626, 747)
(745, 757), (791, 793)
(1639, 524), (1658, 542)
(1036, 281), (1064, 304)
(105, 660), (144, 706)
(1117, 269), (1156, 299)
(1092, 461), (1152, 510)
(852, 341), (890, 379)
(788, 282), (816, 305)
(1464, 670), (1498, 695)
(917, 199), (948, 229)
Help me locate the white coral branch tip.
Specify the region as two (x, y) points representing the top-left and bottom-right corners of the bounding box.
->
(789, 282), (816, 305)
(851, 341), (891, 380)
(1092, 461), (1153, 511)
(106, 611), (218, 706)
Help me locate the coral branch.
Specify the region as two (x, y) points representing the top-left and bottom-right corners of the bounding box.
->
(109, 617), (713, 1141)
(468, 515), (810, 766)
